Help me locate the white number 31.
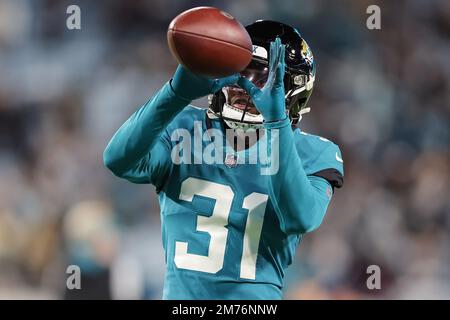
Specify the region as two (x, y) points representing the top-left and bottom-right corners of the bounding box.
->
(174, 177), (268, 280)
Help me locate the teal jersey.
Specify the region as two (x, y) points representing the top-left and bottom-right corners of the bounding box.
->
(104, 82), (344, 300)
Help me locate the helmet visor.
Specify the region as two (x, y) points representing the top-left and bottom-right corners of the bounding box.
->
(240, 59), (269, 88)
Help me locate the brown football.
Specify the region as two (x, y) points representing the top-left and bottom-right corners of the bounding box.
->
(167, 7), (252, 78)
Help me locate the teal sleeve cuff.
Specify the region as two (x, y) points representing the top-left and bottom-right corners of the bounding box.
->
(263, 116), (291, 129)
(163, 80), (193, 105)
(168, 79), (193, 103)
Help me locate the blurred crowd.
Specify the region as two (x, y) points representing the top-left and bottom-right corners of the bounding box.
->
(0, 0), (449, 299)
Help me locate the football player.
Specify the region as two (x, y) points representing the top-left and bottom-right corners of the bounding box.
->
(103, 20), (344, 299)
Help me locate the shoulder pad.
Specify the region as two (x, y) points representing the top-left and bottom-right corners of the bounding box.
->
(294, 130), (344, 177)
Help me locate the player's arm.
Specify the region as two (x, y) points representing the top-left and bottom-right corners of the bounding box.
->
(103, 66), (239, 185)
(264, 120), (341, 234)
(103, 82), (186, 184)
(238, 38), (343, 234)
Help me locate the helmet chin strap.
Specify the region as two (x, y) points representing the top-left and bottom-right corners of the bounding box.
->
(240, 95), (251, 122)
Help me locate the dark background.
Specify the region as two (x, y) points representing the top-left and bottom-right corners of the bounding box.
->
(0, 0), (449, 299)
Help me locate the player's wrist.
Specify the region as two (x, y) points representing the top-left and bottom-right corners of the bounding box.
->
(261, 108), (287, 123)
(171, 65), (218, 101)
(168, 78), (194, 102)
(263, 115), (290, 129)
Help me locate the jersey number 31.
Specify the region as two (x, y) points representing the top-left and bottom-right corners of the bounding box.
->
(174, 177), (268, 280)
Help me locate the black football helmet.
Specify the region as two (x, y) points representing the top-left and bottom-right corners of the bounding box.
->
(209, 20), (316, 130)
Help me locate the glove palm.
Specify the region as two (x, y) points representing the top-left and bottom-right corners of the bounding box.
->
(238, 38), (286, 122)
(171, 65), (240, 101)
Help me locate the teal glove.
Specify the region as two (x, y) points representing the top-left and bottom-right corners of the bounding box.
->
(170, 65), (240, 101)
(238, 38), (287, 122)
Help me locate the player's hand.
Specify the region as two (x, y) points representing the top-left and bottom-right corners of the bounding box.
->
(238, 37), (287, 122)
(170, 65), (240, 101)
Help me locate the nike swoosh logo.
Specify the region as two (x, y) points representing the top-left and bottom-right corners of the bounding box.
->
(336, 152), (343, 163)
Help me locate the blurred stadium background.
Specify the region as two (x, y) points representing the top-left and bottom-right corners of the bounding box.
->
(0, 0), (449, 299)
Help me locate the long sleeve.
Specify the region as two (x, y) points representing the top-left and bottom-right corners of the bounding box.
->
(103, 81), (189, 186)
(264, 117), (340, 235)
